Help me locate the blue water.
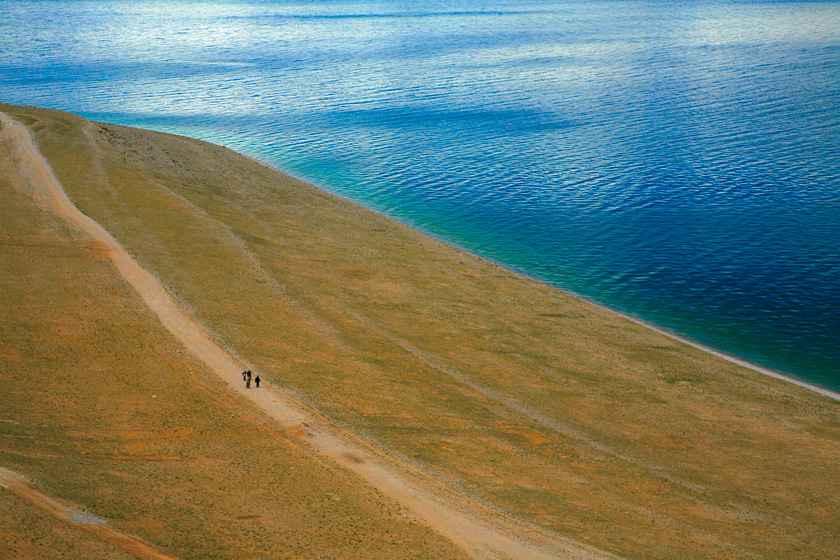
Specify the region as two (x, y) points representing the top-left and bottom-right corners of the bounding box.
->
(2, 0), (839, 391)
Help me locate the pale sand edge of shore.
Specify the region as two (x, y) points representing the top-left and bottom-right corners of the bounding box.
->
(617, 311), (840, 402)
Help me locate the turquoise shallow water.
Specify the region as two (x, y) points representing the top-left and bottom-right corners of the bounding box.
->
(2, 0), (839, 391)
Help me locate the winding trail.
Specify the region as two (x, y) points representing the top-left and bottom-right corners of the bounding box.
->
(0, 112), (621, 560)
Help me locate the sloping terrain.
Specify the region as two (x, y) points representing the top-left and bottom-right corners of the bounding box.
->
(0, 109), (609, 560)
(1, 103), (839, 559)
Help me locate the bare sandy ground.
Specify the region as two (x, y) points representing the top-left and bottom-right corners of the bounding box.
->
(0, 112), (622, 560)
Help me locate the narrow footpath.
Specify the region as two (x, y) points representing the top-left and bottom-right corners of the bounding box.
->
(0, 467), (178, 560)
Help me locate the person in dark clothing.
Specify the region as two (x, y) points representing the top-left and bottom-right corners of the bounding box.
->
(255, 374), (261, 388)
(246, 370), (252, 389)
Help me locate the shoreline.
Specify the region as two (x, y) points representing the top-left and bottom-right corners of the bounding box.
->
(77, 112), (840, 405)
(614, 309), (840, 402)
(230, 141), (840, 404)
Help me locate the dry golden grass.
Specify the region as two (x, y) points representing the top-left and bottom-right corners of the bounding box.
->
(2, 102), (839, 559)
(0, 105), (468, 560)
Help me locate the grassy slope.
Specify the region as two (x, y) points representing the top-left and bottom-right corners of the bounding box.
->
(0, 108), (468, 560)
(2, 103), (840, 559)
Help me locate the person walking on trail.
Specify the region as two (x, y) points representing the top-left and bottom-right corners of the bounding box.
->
(246, 370), (252, 389)
(255, 374), (261, 388)
(242, 371), (247, 382)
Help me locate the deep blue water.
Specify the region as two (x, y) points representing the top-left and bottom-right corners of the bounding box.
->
(2, 0), (839, 391)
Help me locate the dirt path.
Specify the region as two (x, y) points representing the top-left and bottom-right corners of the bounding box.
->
(0, 113), (620, 560)
(0, 467), (178, 560)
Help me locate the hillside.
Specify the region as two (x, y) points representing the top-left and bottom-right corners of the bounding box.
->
(1, 103), (838, 560)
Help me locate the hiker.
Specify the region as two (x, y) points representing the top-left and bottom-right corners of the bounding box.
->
(255, 374), (261, 388)
(246, 370), (252, 389)
(242, 370), (247, 383)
